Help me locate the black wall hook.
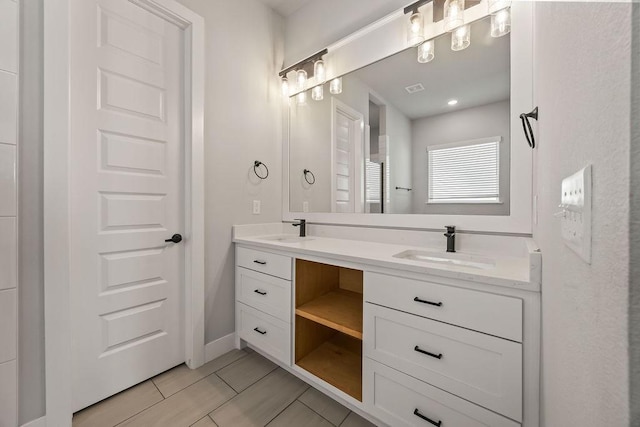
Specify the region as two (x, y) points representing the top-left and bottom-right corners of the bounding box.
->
(253, 161), (269, 180)
(520, 107), (539, 149)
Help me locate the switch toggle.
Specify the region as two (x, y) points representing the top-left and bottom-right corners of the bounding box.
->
(560, 165), (592, 263)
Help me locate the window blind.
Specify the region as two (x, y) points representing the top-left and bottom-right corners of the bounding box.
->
(427, 138), (500, 203)
(366, 160), (381, 203)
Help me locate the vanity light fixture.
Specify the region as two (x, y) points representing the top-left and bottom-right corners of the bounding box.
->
(314, 59), (326, 84)
(451, 24), (470, 51)
(407, 11), (425, 46)
(488, 0), (511, 14)
(448, 99), (458, 106)
(278, 48), (328, 98)
(312, 85), (324, 101)
(296, 69), (307, 92)
(330, 77), (343, 95)
(444, 0), (465, 32)
(417, 40), (435, 63)
(491, 7), (511, 37)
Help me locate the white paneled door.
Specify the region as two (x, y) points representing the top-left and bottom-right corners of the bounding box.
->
(331, 99), (364, 213)
(70, 0), (185, 411)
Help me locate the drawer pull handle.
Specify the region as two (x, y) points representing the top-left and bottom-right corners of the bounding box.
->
(253, 260), (267, 265)
(254, 289), (267, 296)
(414, 346), (443, 360)
(414, 297), (443, 307)
(413, 409), (442, 426)
(253, 327), (267, 335)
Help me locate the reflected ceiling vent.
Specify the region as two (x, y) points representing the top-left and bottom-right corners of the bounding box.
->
(405, 83), (425, 94)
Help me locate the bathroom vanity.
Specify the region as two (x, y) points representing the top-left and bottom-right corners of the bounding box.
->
(233, 224), (541, 427)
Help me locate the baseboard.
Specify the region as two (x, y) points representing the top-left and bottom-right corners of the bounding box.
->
(204, 333), (237, 363)
(20, 416), (46, 427)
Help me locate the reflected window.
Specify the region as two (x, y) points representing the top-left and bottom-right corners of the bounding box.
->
(427, 137), (501, 204)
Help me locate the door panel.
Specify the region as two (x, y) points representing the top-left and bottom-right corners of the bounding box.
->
(71, 0), (185, 411)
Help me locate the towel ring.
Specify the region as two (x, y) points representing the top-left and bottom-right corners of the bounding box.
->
(303, 169), (316, 185)
(520, 107), (538, 149)
(253, 161), (269, 180)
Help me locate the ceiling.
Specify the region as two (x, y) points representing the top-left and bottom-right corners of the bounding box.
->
(352, 17), (510, 120)
(257, 0), (313, 17)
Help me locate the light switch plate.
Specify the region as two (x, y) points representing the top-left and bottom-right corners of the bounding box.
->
(560, 165), (592, 263)
(252, 200), (261, 215)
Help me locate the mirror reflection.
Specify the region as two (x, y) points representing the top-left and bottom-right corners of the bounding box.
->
(289, 17), (511, 215)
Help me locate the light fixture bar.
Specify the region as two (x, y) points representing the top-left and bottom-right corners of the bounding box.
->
(403, 0), (433, 15)
(278, 48), (329, 78)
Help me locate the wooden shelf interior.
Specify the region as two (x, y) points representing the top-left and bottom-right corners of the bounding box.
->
(295, 259), (363, 338)
(296, 289), (363, 339)
(295, 260), (364, 401)
(295, 316), (362, 401)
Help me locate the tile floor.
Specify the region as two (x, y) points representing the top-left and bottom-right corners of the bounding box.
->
(72, 349), (377, 427)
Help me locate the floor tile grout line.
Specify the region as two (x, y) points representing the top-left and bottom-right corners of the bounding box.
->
(296, 398), (347, 427)
(155, 350), (250, 399)
(206, 414), (218, 426)
(261, 383), (311, 427)
(113, 371), (238, 427)
(150, 378), (166, 400)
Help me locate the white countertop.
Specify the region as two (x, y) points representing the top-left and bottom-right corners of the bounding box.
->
(233, 224), (541, 292)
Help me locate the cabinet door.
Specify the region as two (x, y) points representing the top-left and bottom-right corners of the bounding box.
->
(366, 271), (523, 342)
(237, 303), (291, 365)
(236, 246), (292, 280)
(236, 267), (291, 322)
(364, 358), (520, 427)
(364, 303), (522, 421)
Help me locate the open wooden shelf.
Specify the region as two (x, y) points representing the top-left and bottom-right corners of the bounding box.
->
(296, 333), (362, 401)
(295, 289), (363, 340)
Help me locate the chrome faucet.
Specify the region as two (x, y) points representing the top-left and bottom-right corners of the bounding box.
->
(444, 226), (456, 253)
(293, 219), (306, 237)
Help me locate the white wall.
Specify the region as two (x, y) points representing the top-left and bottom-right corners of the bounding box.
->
(284, 0), (407, 65)
(0, 0), (19, 425)
(630, 3), (640, 424)
(533, 3), (632, 426)
(18, 0), (45, 424)
(411, 100), (510, 215)
(176, 0), (284, 343)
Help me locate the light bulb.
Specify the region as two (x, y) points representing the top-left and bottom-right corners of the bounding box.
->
(297, 91), (307, 106)
(281, 77), (289, 97)
(451, 24), (470, 51)
(444, 0), (465, 32)
(312, 85), (323, 101)
(296, 69), (307, 91)
(491, 8), (511, 37)
(314, 60), (326, 84)
(330, 77), (342, 95)
(488, 0), (511, 14)
(417, 40), (434, 63)
(406, 11), (425, 46)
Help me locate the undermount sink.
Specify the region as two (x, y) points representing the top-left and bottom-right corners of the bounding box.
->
(259, 235), (315, 244)
(393, 250), (496, 270)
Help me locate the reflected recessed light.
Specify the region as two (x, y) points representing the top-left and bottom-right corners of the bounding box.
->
(448, 99), (458, 106)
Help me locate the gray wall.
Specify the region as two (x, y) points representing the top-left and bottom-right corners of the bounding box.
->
(176, 0), (284, 343)
(283, 0), (407, 65)
(19, 0), (45, 424)
(533, 3), (632, 426)
(411, 100), (510, 215)
(630, 2), (640, 424)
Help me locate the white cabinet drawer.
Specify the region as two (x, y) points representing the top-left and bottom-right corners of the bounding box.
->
(365, 272), (522, 342)
(236, 267), (291, 322)
(237, 246), (292, 280)
(364, 358), (520, 427)
(0, 360), (17, 427)
(237, 303), (290, 365)
(364, 304), (522, 421)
